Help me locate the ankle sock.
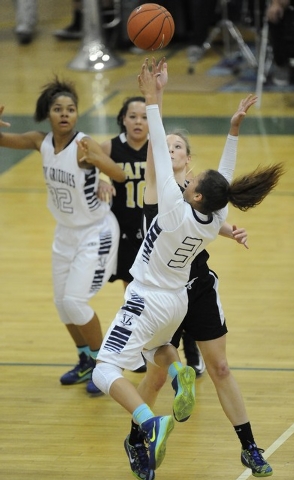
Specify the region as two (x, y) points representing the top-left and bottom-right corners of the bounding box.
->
(168, 361), (183, 380)
(89, 348), (99, 361)
(234, 422), (255, 450)
(77, 345), (90, 357)
(133, 403), (154, 425)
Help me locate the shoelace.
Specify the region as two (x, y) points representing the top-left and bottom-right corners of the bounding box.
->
(133, 443), (149, 470)
(74, 361), (87, 372)
(69, 358), (93, 375)
(249, 447), (266, 466)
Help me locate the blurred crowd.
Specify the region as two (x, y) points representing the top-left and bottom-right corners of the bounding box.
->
(14, 0), (294, 86)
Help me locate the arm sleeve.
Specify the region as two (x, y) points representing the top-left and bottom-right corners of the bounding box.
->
(217, 134), (238, 184)
(146, 104), (184, 229)
(146, 105), (174, 189)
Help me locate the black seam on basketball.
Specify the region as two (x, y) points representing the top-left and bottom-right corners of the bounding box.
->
(127, 8), (166, 26)
(149, 17), (172, 50)
(166, 16), (175, 35)
(133, 15), (171, 48)
(130, 12), (168, 42)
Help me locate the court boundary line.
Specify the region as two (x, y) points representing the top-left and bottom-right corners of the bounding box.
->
(235, 423), (294, 480)
(0, 362), (294, 372)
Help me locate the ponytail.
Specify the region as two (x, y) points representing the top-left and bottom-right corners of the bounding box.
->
(228, 163), (285, 211)
(196, 163), (284, 214)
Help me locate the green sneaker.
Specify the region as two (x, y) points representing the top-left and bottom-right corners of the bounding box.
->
(124, 435), (155, 480)
(140, 415), (174, 470)
(171, 366), (196, 422)
(241, 444), (273, 477)
(60, 352), (95, 385)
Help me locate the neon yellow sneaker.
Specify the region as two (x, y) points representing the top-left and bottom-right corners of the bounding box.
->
(172, 365), (196, 422)
(140, 415), (174, 470)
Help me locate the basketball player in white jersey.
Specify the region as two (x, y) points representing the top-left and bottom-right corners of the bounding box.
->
(93, 95), (205, 394)
(0, 77), (125, 394)
(124, 59), (275, 480)
(83, 59), (283, 474)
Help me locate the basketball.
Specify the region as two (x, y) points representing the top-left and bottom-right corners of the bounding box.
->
(127, 3), (175, 51)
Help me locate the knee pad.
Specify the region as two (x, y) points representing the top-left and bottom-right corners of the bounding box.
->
(54, 298), (71, 325)
(92, 363), (123, 395)
(61, 296), (94, 326)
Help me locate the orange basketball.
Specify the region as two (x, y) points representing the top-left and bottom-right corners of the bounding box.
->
(127, 3), (175, 51)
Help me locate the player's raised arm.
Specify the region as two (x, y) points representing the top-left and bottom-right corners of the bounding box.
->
(144, 58), (168, 205)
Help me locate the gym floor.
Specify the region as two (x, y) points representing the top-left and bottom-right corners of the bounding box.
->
(0, 1), (294, 479)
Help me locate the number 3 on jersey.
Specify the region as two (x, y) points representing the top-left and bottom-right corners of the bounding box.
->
(168, 237), (203, 268)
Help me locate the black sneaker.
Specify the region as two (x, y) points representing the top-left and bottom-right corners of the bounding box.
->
(241, 444), (273, 477)
(53, 24), (83, 40)
(182, 332), (205, 377)
(124, 435), (155, 480)
(60, 352), (95, 385)
(15, 28), (34, 45)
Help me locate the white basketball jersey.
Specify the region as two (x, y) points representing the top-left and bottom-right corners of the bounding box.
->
(130, 174), (226, 289)
(130, 105), (237, 290)
(41, 132), (110, 227)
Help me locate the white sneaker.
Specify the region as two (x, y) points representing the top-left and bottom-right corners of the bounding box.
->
(272, 64), (290, 86)
(187, 354), (206, 377)
(187, 45), (204, 63)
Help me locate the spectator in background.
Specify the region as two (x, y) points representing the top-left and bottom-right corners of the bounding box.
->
(267, 0), (294, 85)
(14, 0), (82, 44)
(184, 0), (219, 63)
(53, 0), (116, 41)
(15, 0), (37, 44)
(53, 0), (83, 40)
(13, 0), (117, 45)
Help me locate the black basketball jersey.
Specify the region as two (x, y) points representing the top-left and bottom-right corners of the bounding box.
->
(110, 133), (148, 242)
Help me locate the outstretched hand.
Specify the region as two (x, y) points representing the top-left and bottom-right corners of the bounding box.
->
(230, 94), (257, 130)
(138, 57), (168, 101)
(138, 58), (160, 104)
(152, 57), (168, 92)
(0, 106), (11, 128)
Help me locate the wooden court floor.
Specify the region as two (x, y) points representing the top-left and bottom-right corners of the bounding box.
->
(0, 1), (294, 479)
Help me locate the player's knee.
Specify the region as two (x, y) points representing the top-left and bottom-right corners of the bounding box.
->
(61, 296), (94, 326)
(208, 358), (230, 381)
(54, 298), (71, 325)
(92, 362), (123, 394)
